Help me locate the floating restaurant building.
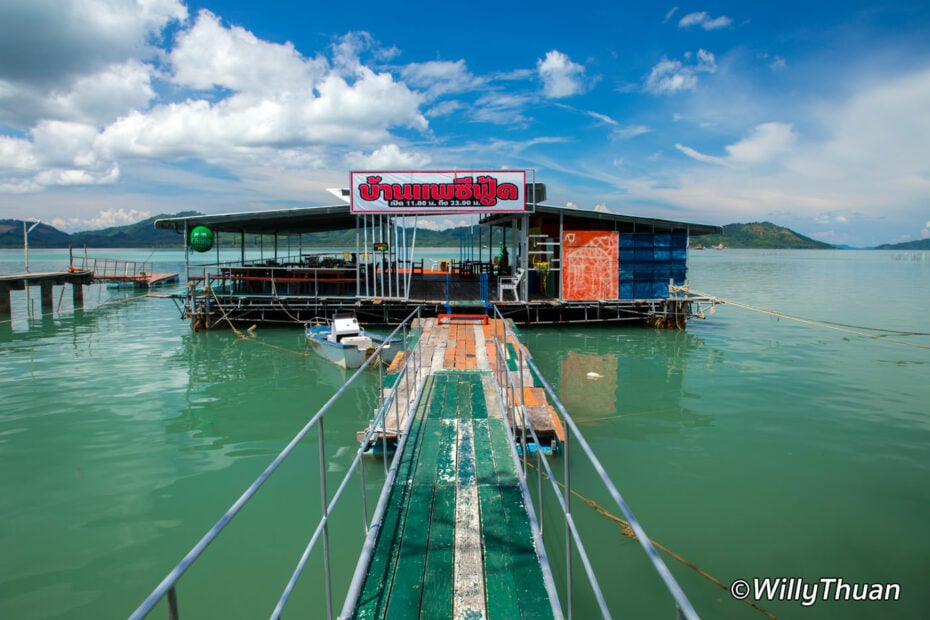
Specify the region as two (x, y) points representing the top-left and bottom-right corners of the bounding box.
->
(155, 171), (721, 328)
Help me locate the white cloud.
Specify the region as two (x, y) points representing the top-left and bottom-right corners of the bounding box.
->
(537, 50), (587, 98)
(678, 12), (732, 31)
(50, 208), (151, 232)
(644, 50), (717, 95)
(663, 7), (680, 24)
(98, 19), (428, 158)
(401, 60), (479, 100)
(46, 61), (157, 124)
(725, 122), (796, 162)
(674, 143), (725, 165)
(676, 122), (796, 166)
(472, 93), (533, 125)
(593, 203), (610, 212)
(0, 0), (186, 87)
(617, 66), (930, 245)
(171, 10), (325, 93)
(345, 143), (431, 169)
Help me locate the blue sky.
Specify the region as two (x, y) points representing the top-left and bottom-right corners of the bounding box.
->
(1, 0), (929, 246)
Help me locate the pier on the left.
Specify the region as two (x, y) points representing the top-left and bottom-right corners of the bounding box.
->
(0, 270), (94, 315)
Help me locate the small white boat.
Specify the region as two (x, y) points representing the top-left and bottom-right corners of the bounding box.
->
(305, 313), (400, 369)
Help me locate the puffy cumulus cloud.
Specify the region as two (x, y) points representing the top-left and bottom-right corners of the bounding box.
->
(678, 12), (732, 31)
(0, 121), (119, 192)
(593, 203), (610, 212)
(1, 8), (431, 195)
(921, 223), (930, 239)
(345, 143), (431, 170)
(50, 208), (151, 233)
(644, 50), (716, 95)
(171, 10), (326, 93)
(46, 60), (157, 125)
(0, 61), (157, 127)
(537, 51), (587, 98)
(94, 17), (428, 159)
(0, 0), (186, 87)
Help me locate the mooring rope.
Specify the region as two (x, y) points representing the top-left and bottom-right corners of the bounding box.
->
(205, 285), (309, 358)
(689, 289), (930, 351)
(526, 461), (778, 619)
(269, 274), (308, 326)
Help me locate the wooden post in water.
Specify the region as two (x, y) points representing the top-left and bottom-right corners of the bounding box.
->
(72, 282), (84, 309)
(0, 283), (11, 315)
(40, 283), (54, 313)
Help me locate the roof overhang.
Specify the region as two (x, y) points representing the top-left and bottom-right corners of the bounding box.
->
(155, 205), (357, 235)
(155, 201), (722, 237)
(481, 204), (722, 236)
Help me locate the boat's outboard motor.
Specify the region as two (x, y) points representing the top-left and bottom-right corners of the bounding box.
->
(332, 312), (361, 342)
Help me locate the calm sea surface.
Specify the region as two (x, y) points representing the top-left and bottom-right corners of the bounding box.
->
(1, 248), (928, 619)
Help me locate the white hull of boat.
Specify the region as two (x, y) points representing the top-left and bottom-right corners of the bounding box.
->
(307, 333), (372, 369)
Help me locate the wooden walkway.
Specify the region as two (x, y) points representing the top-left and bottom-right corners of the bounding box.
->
(348, 317), (562, 619)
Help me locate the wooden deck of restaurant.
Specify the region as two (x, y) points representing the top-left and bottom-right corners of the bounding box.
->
(172, 256), (695, 328)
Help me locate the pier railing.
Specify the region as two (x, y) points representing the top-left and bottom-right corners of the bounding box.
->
(129, 306), (426, 620)
(75, 256), (154, 281)
(489, 305), (699, 619)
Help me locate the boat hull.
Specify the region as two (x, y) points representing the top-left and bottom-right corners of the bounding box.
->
(307, 334), (371, 369)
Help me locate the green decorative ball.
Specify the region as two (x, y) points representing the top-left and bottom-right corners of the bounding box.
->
(189, 225), (214, 252)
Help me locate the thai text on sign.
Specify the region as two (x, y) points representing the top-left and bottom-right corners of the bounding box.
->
(350, 170), (527, 214)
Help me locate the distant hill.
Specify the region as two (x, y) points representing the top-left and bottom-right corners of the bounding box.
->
(0, 220), (73, 248)
(10, 216), (917, 251)
(70, 212), (199, 247)
(0, 215), (481, 249)
(696, 222), (834, 249)
(873, 238), (930, 250)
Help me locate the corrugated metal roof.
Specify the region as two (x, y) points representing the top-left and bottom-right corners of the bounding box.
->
(154, 205), (356, 234)
(154, 202), (722, 236)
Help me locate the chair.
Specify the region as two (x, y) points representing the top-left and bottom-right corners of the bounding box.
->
(498, 267), (526, 301)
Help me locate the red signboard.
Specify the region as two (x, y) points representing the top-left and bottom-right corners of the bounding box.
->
(350, 170), (527, 214)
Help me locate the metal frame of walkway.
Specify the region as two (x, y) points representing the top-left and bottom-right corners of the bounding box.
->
(130, 306), (698, 619)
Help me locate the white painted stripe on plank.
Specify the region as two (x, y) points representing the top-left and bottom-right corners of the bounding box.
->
(453, 417), (485, 619)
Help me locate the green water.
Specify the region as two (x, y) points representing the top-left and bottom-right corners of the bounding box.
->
(1, 249), (928, 618)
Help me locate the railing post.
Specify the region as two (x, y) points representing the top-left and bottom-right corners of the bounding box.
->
(167, 585), (179, 620)
(318, 419), (333, 620)
(519, 345), (527, 475)
(564, 424), (573, 619)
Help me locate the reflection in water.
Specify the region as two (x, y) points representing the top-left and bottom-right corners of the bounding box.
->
(169, 331), (381, 455)
(527, 327), (717, 437)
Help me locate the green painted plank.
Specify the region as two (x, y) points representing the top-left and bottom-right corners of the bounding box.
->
(384, 406), (446, 615)
(384, 373), (460, 617)
(506, 342), (520, 372)
(470, 376), (487, 419)
(485, 417), (554, 619)
(354, 376), (437, 619)
(419, 420), (457, 619)
(473, 417), (524, 620)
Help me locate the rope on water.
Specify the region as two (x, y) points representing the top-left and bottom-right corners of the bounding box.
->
(688, 288), (930, 351)
(526, 461), (778, 619)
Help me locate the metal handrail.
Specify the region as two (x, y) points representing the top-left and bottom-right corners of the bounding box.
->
(129, 306), (424, 620)
(489, 305), (699, 619)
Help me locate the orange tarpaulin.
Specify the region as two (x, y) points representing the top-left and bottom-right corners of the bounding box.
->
(561, 230), (619, 300)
